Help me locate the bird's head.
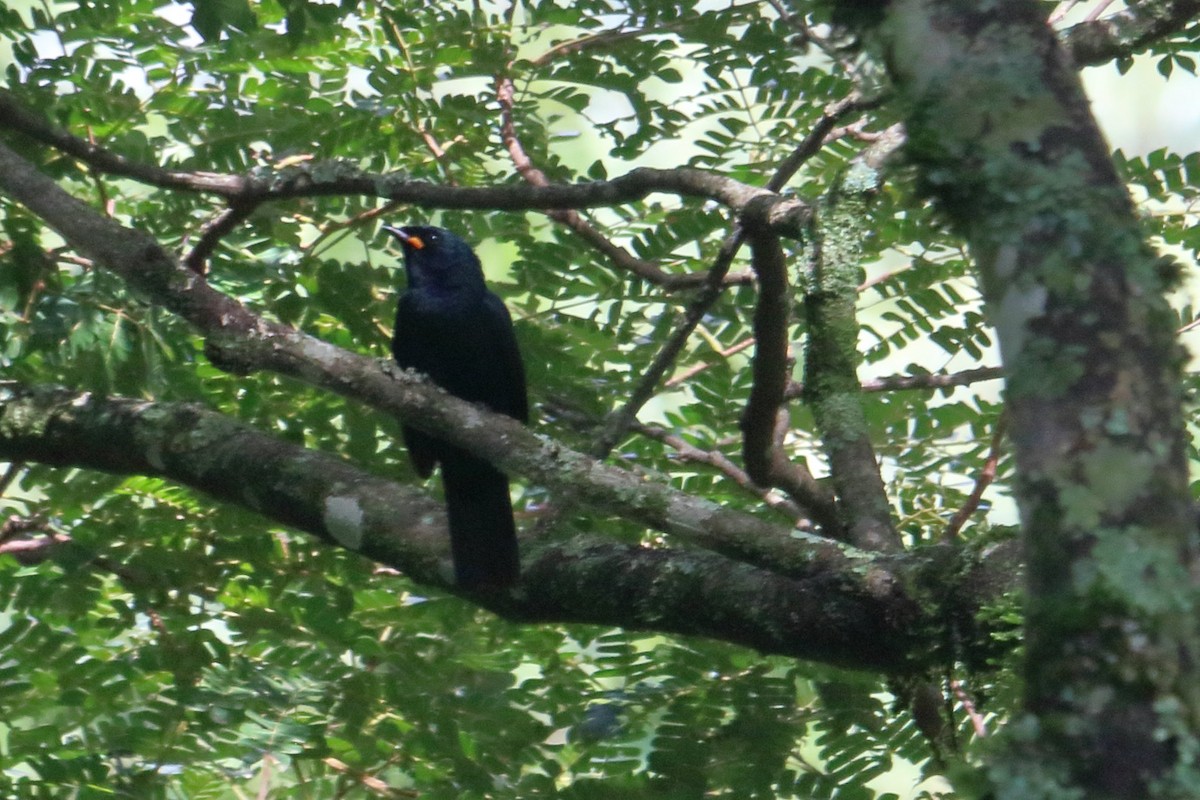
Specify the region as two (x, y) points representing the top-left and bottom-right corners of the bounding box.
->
(382, 224), (485, 293)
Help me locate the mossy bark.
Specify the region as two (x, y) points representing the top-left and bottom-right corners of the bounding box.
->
(842, 0), (1200, 796)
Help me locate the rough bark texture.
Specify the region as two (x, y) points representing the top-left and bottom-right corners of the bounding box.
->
(844, 0), (1200, 796)
(0, 383), (949, 671)
(805, 163), (900, 553)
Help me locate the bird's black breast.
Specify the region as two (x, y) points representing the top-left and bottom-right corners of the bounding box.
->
(392, 288), (527, 424)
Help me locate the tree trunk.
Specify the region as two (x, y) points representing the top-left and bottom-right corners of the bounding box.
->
(839, 0), (1200, 796)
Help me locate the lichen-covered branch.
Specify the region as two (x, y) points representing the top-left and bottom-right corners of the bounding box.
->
(0, 138), (821, 576)
(0, 382), (934, 672)
(803, 164), (900, 553)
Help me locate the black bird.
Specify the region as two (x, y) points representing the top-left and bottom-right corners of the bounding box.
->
(384, 224), (527, 588)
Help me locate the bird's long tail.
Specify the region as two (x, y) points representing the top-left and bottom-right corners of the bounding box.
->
(441, 454), (520, 588)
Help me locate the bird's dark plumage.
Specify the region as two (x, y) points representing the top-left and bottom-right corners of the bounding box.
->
(385, 224), (527, 589)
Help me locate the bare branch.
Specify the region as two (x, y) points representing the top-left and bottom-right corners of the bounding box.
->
(942, 413), (1008, 543)
(738, 216), (838, 528)
(634, 422), (808, 522)
(766, 93), (877, 193)
(495, 76), (745, 289)
(183, 198), (259, 274)
(786, 366), (1005, 399)
(0, 91), (811, 232)
(740, 227), (790, 482)
(1061, 0), (1200, 66)
(589, 229), (744, 457)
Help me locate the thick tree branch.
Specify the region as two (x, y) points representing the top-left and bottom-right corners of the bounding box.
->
(0, 382), (947, 672)
(0, 138), (821, 576)
(1062, 0), (1200, 66)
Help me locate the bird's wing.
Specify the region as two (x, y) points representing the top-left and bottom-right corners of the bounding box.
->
(480, 292), (529, 424)
(392, 293), (441, 476)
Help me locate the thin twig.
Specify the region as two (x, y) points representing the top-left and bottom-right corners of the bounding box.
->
(634, 423), (807, 522)
(495, 75), (748, 289)
(787, 365), (1004, 399)
(1048, 0), (1082, 24)
(183, 198), (258, 274)
(525, 2), (762, 68)
(1085, 0), (1118, 22)
(322, 757), (417, 797)
(664, 337), (755, 388)
(942, 412), (1007, 542)
(951, 678), (989, 738)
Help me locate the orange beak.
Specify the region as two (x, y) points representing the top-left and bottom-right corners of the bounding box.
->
(382, 225), (426, 250)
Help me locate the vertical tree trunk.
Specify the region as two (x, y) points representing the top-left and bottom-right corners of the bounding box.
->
(842, 1), (1200, 796)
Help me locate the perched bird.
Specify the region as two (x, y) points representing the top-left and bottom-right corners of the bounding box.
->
(384, 224), (527, 588)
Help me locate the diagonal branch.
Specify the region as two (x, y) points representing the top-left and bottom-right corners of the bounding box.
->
(183, 198), (259, 274)
(633, 422), (807, 521)
(0, 381), (935, 672)
(494, 75), (748, 289)
(588, 229), (743, 457)
(766, 93), (878, 193)
(0, 137), (823, 576)
(942, 412), (1008, 543)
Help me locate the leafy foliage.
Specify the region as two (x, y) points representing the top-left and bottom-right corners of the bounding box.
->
(0, 0), (1195, 797)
